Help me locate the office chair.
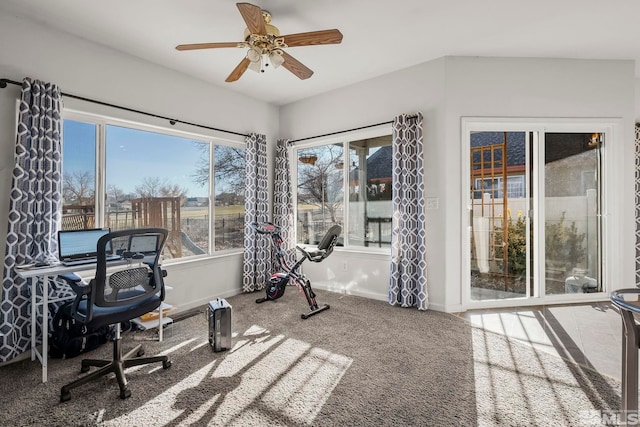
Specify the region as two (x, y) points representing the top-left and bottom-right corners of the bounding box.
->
(58, 228), (172, 402)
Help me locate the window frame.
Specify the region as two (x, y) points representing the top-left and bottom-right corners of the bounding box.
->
(291, 123), (392, 253)
(61, 107), (247, 262)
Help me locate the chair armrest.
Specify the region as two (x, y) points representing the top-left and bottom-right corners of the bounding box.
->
(58, 273), (90, 295)
(143, 261), (167, 278)
(58, 273), (94, 323)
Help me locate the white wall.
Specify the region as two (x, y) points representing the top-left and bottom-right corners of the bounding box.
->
(0, 13), (279, 312)
(280, 58), (448, 309)
(0, 11), (636, 315)
(280, 56), (636, 312)
(635, 79), (640, 122)
(445, 57), (634, 311)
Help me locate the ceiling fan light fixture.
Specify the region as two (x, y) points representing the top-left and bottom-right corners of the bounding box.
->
(269, 50), (285, 68)
(246, 46), (261, 63)
(248, 57), (263, 73)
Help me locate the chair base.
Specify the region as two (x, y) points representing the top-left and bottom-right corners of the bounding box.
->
(60, 338), (171, 402)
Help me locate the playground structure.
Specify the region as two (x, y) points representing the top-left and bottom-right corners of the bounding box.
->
(62, 197), (184, 258)
(130, 197), (182, 258)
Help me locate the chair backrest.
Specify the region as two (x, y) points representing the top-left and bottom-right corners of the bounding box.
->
(316, 224), (342, 258)
(93, 228), (168, 308)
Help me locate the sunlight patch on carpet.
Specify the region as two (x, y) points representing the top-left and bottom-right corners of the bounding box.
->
(102, 324), (352, 426)
(261, 347), (353, 424)
(471, 327), (616, 426)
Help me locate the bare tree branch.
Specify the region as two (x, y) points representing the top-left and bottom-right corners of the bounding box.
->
(63, 171), (95, 205)
(135, 177), (188, 201)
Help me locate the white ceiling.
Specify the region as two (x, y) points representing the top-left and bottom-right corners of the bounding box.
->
(2, 0), (640, 106)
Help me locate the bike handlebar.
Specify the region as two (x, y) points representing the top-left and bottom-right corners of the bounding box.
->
(251, 222), (281, 235)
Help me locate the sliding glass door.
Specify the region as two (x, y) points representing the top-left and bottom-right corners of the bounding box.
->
(544, 132), (601, 296)
(469, 131), (532, 301)
(465, 121), (604, 306)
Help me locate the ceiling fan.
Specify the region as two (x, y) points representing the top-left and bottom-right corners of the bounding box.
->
(175, 2), (343, 82)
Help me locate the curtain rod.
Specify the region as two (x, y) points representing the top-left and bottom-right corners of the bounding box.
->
(290, 113), (420, 143)
(290, 121), (393, 143)
(0, 78), (248, 138)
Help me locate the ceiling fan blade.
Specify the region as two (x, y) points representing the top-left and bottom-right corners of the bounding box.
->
(176, 42), (241, 51)
(237, 2), (266, 35)
(280, 51), (314, 80)
(226, 57), (251, 82)
(281, 29), (344, 47)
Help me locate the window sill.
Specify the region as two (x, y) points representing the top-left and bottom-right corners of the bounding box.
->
(162, 249), (243, 267)
(333, 247), (390, 257)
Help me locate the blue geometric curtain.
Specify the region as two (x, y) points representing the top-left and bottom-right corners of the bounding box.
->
(0, 78), (65, 362)
(242, 133), (271, 292)
(635, 123), (640, 285)
(272, 139), (296, 268)
(389, 112), (428, 310)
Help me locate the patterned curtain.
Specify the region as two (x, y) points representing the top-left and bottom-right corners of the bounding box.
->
(636, 123), (640, 287)
(242, 133), (271, 292)
(0, 78), (66, 362)
(272, 139), (296, 267)
(388, 112), (428, 310)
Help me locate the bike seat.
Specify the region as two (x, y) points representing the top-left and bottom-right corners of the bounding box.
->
(296, 245), (327, 263)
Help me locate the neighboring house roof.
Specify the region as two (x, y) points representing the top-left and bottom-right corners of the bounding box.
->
(367, 145), (393, 180)
(353, 132), (594, 183)
(350, 145), (393, 183)
(470, 131), (596, 166)
(470, 132), (526, 168)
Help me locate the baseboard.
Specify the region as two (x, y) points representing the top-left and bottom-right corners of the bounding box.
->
(172, 284), (460, 316)
(313, 282), (388, 302)
(171, 288), (241, 315)
(313, 282), (461, 313)
(428, 302), (463, 313)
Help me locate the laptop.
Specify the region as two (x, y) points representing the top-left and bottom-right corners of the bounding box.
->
(128, 234), (159, 255)
(57, 228), (121, 266)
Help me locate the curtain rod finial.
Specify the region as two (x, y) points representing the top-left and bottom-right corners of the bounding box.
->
(0, 78), (20, 88)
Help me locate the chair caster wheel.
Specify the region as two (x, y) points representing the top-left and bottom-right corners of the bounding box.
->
(60, 390), (71, 402)
(163, 360), (172, 369)
(301, 313), (308, 319)
(80, 365), (90, 373)
(120, 388), (131, 399)
(136, 349), (145, 357)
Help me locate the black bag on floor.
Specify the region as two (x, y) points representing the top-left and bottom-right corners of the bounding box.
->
(49, 302), (110, 359)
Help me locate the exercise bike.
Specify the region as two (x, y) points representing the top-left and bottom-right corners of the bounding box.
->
(251, 222), (341, 319)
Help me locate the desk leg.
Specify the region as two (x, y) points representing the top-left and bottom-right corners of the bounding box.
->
(31, 277), (36, 362)
(41, 274), (49, 383)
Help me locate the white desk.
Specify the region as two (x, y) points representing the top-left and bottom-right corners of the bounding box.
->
(16, 260), (139, 382)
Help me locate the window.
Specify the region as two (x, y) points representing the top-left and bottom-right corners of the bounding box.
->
(294, 133), (392, 248)
(62, 116), (245, 260)
(473, 175), (525, 199)
(213, 145), (246, 250)
(62, 121), (97, 229)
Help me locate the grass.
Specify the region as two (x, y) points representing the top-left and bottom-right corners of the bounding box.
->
(179, 204), (245, 219)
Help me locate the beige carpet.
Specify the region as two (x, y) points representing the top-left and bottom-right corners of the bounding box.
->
(0, 289), (621, 426)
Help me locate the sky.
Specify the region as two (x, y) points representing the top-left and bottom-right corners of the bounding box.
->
(63, 120), (211, 197)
